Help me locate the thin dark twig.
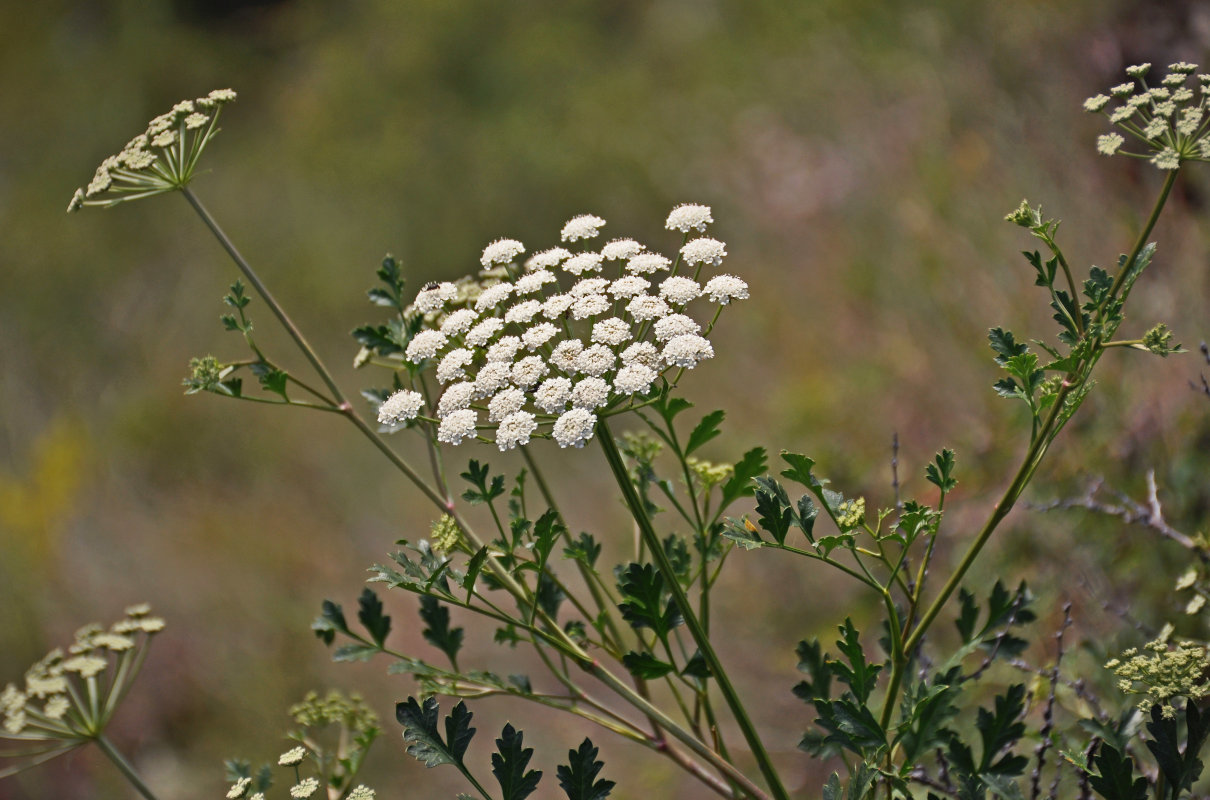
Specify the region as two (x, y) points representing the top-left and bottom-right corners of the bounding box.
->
(1077, 738), (1099, 800)
(935, 746), (954, 794)
(1031, 473), (1203, 556)
(1031, 603), (1072, 800)
(891, 432), (901, 512)
(1194, 342), (1210, 399)
(909, 767), (958, 797)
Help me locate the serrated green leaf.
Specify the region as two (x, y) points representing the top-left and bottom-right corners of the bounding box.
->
(396, 697), (475, 770)
(792, 638), (832, 704)
(753, 476), (793, 545)
(831, 618), (883, 704)
(719, 446), (767, 509)
(492, 724), (542, 800)
(419, 595), (464, 666)
(1089, 741), (1148, 800)
(780, 452), (822, 490)
(813, 697), (886, 757)
(721, 516), (764, 550)
(685, 409), (725, 456)
(462, 546), (489, 602)
(313, 599), (349, 645)
(976, 684), (1027, 775)
(564, 532), (602, 567)
(357, 588), (391, 647)
(926, 449), (958, 493)
(988, 328), (1028, 365)
(894, 676), (960, 765)
(617, 563), (682, 639)
(557, 738), (614, 800)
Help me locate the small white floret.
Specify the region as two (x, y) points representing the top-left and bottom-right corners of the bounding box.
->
(378, 390), (425, 425)
(681, 237), (727, 267)
(665, 203), (713, 233)
(405, 330), (449, 364)
(703, 274), (749, 304)
(601, 238), (645, 260)
(561, 214), (607, 242)
(481, 238), (526, 267)
(553, 408), (598, 447)
(495, 411), (537, 451)
(437, 409), (478, 445)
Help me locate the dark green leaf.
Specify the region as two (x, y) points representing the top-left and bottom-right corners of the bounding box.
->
(681, 650), (711, 679)
(976, 684), (1027, 775)
(617, 563), (682, 639)
(792, 638), (832, 704)
(719, 447), (768, 509)
(685, 409), (725, 456)
(813, 697), (886, 757)
(894, 674), (960, 765)
(462, 546), (489, 603)
(721, 516), (764, 550)
(1088, 741), (1148, 800)
(564, 532), (602, 568)
(622, 651), (676, 679)
(396, 697), (476, 770)
(533, 509), (564, 566)
(926, 449), (958, 493)
(780, 452), (823, 491)
(351, 324), (403, 356)
(753, 476), (793, 545)
(536, 572), (565, 621)
(988, 328), (1028, 365)
(312, 599), (349, 645)
(492, 724), (542, 800)
(1145, 701), (1210, 796)
(357, 588), (391, 647)
(832, 618), (883, 705)
(557, 738), (614, 800)
(461, 460), (506, 505)
(419, 595), (464, 666)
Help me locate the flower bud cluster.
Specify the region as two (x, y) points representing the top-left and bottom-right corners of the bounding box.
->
(378, 204), (748, 450)
(68, 89), (237, 212)
(1104, 631), (1210, 718)
(1, 604), (164, 743)
(1085, 62), (1210, 170)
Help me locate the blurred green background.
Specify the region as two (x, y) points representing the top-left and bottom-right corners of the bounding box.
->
(2, 1), (1209, 797)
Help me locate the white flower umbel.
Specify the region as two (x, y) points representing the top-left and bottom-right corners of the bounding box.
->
(665, 203), (714, 233)
(0, 606), (165, 775)
(377, 390), (424, 426)
(68, 89), (237, 212)
(481, 238), (525, 267)
(1088, 62), (1210, 169)
(561, 214), (607, 242)
(399, 205), (746, 448)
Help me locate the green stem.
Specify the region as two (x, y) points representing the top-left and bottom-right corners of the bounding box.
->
(181, 188), (345, 404)
(883, 169), (1180, 723)
(95, 735), (159, 800)
(597, 419), (788, 800)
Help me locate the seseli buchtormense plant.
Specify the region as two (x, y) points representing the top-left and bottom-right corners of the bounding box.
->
(27, 60), (1210, 800)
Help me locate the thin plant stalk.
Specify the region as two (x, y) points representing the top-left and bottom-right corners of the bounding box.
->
(879, 169), (1180, 730)
(597, 418), (790, 800)
(95, 735), (159, 800)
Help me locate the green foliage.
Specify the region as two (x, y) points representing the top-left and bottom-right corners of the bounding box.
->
(954, 580), (1035, 658)
(492, 724), (543, 800)
(1089, 742), (1148, 800)
(1144, 702), (1210, 799)
(419, 595), (464, 666)
(396, 696), (475, 771)
(616, 562), (682, 640)
(557, 739), (614, 800)
(461, 460), (506, 505)
(945, 684), (1029, 798)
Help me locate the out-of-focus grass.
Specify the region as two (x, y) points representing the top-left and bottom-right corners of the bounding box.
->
(1, 1), (1208, 797)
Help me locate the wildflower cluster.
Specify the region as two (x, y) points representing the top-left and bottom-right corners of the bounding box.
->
(225, 690), (379, 800)
(1, 605), (163, 766)
(1085, 62), (1210, 169)
(375, 204), (748, 450)
(1104, 630), (1210, 718)
(67, 89), (236, 212)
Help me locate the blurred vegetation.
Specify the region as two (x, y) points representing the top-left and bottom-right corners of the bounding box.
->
(1, 1), (1208, 797)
